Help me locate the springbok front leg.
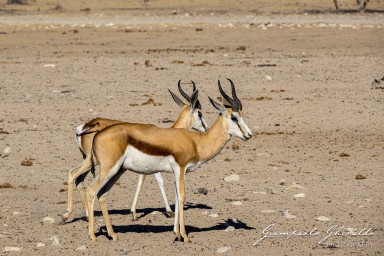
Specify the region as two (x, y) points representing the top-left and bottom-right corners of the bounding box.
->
(173, 186), (180, 241)
(173, 165), (189, 242)
(154, 172), (174, 217)
(130, 174), (146, 221)
(130, 173), (174, 221)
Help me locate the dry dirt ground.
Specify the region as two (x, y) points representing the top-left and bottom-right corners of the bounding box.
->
(0, 0), (383, 255)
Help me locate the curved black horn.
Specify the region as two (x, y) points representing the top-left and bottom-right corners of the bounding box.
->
(218, 80), (234, 106)
(227, 78), (242, 111)
(191, 80), (196, 92)
(178, 80), (190, 102)
(227, 78), (238, 101)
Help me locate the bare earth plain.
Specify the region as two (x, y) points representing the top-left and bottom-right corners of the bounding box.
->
(0, 0), (383, 255)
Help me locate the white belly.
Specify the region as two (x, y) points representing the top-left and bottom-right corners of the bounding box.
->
(123, 145), (174, 175)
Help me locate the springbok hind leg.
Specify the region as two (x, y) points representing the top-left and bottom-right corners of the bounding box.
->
(97, 169), (126, 241)
(61, 158), (92, 222)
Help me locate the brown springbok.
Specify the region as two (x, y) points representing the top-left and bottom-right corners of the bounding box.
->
(86, 79), (252, 241)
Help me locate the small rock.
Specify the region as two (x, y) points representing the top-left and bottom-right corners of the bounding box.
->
(43, 64), (56, 68)
(2, 147), (11, 157)
(232, 201), (242, 206)
(50, 235), (60, 246)
(224, 226), (235, 232)
(293, 193), (306, 198)
(371, 76), (384, 89)
(209, 213), (219, 218)
(217, 246), (231, 253)
(224, 174), (239, 182)
(266, 75), (273, 81)
(0, 182), (13, 189)
(279, 179), (286, 185)
(194, 187), (208, 195)
(36, 242), (45, 247)
(316, 215), (330, 222)
(231, 144), (240, 150)
(119, 248), (129, 254)
(283, 210), (296, 219)
(144, 60), (152, 67)
(356, 174), (366, 180)
(21, 159), (33, 166)
(267, 188), (280, 194)
(253, 191), (267, 195)
(42, 216), (55, 224)
(261, 209), (276, 213)
(256, 152), (270, 157)
(12, 212), (20, 215)
(286, 182), (306, 190)
(346, 200), (354, 204)
(76, 245), (87, 251)
(236, 46), (246, 51)
(3, 247), (22, 252)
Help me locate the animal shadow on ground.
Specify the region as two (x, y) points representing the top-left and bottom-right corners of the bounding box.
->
(93, 202), (255, 239)
(98, 218), (255, 239)
(65, 202), (212, 224)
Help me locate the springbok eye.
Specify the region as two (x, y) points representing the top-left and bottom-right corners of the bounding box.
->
(231, 116), (238, 122)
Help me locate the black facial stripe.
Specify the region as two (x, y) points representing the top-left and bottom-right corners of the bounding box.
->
(237, 121), (246, 136)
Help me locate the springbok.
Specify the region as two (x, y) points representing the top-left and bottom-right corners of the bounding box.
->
(86, 79), (253, 241)
(61, 81), (208, 223)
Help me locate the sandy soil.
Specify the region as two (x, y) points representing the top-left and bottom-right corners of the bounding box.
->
(0, 0), (383, 255)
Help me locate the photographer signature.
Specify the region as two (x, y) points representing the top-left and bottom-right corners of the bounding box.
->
(253, 223), (374, 246)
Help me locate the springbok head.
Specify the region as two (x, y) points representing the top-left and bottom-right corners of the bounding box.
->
(168, 80), (208, 132)
(208, 78), (253, 141)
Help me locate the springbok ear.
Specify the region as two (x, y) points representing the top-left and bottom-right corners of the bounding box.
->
(208, 96), (226, 113)
(168, 89), (185, 108)
(189, 89), (199, 110)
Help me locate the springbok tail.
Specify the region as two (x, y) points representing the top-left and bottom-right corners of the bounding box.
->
(76, 122), (100, 137)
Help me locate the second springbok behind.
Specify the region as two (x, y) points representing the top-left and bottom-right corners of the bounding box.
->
(86, 79), (253, 241)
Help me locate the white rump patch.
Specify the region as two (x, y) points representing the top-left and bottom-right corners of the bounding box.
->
(75, 124), (85, 149)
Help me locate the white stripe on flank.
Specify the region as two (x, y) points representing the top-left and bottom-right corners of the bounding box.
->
(123, 145), (174, 175)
